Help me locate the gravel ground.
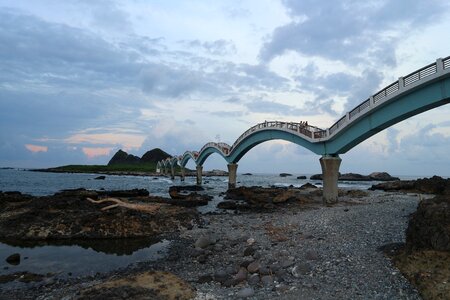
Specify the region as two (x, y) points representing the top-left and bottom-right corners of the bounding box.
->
(1, 190), (423, 299)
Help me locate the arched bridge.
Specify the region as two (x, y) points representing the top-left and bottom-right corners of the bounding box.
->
(157, 56), (450, 204)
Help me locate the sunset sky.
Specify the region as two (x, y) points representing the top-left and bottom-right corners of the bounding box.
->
(1, 0), (450, 176)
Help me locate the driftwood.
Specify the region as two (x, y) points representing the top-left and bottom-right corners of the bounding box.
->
(86, 197), (161, 213)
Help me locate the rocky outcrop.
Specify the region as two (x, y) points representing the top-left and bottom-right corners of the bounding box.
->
(310, 172), (399, 181)
(79, 271), (195, 300)
(167, 185), (211, 207)
(405, 195), (450, 251)
(107, 149), (141, 165)
(370, 176), (450, 195)
(222, 186), (312, 209)
(279, 173), (292, 177)
(108, 148), (172, 166)
(141, 148), (172, 163)
(0, 190), (198, 240)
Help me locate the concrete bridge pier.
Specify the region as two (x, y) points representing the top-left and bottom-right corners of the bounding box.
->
(180, 167), (185, 181)
(227, 163), (238, 189)
(170, 165), (175, 180)
(196, 165), (203, 185)
(320, 155), (341, 205)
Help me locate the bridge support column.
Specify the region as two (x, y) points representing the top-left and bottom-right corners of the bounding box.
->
(170, 165), (175, 180)
(196, 165), (203, 185)
(320, 155), (341, 205)
(180, 167), (185, 181)
(227, 163), (238, 189)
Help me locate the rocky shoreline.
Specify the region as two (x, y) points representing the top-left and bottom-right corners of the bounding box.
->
(1, 177), (449, 299)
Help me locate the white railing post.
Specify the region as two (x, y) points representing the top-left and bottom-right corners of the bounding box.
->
(345, 112), (350, 122)
(398, 77), (404, 92)
(369, 96), (375, 107)
(326, 128), (330, 137)
(436, 58), (444, 75)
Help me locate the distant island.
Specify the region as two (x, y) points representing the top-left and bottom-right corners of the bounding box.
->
(35, 148), (172, 175)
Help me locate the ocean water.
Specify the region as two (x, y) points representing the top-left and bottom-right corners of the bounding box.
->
(0, 169), (421, 282)
(0, 168), (392, 197)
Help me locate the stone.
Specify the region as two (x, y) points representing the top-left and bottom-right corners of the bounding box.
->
(247, 238), (255, 245)
(243, 246), (256, 257)
(291, 263), (312, 277)
(6, 253), (20, 265)
(236, 287), (255, 298)
(94, 176), (106, 180)
(247, 261), (260, 273)
(234, 267), (248, 282)
(197, 274), (213, 283)
(195, 236), (215, 249)
(406, 195), (450, 251)
(247, 274), (260, 286)
(261, 275), (273, 286)
(258, 265), (272, 276)
(305, 250), (320, 261)
(280, 257), (295, 268)
(300, 183), (317, 189)
(297, 176), (307, 179)
(214, 269), (229, 283)
(370, 176), (450, 195)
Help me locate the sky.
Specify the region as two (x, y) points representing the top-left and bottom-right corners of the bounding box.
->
(1, 0), (450, 176)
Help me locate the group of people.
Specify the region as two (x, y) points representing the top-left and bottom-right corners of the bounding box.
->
(299, 121), (308, 127)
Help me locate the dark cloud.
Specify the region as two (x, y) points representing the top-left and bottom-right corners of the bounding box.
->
(260, 0), (448, 66)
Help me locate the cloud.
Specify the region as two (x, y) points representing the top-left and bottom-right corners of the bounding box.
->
(25, 144), (48, 153)
(245, 98), (303, 116)
(260, 0), (448, 66)
(65, 132), (146, 150)
(82, 147), (113, 159)
(181, 39), (237, 56)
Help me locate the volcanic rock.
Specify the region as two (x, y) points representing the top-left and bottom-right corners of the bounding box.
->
(0, 190), (198, 240)
(405, 195), (450, 251)
(279, 173), (292, 177)
(370, 176), (450, 195)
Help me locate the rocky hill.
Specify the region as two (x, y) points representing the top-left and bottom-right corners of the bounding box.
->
(108, 148), (171, 166)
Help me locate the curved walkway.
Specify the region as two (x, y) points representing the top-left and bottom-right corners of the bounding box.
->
(157, 56), (450, 204)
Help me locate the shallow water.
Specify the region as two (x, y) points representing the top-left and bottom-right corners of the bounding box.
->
(0, 169), (423, 281)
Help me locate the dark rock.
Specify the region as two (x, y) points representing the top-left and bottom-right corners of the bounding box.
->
(6, 253), (20, 265)
(261, 275), (273, 286)
(214, 269), (229, 283)
(406, 195), (450, 251)
(195, 236), (216, 249)
(247, 274), (260, 286)
(234, 267), (248, 282)
(258, 265), (272, 275)
(247, 261), (260, 273)
(243, 246), (256, 257)
(370, 176), (450, 195)
(225, 186), (311, 208)
(305, 250), (320, 261)
(242, 173), (253, 176)
(0, 190), (198, 240)
(98, 188), (150, 197)
(167, 186), (211, 207)
(279, 173), (292, 177)
(297, 176), (307, 179)
(240, 260), (253, 268)
(300, 183), (317, 189)
(369, 172), (400, 181)
(94, 176), (106, 180)
(339, 173), (371, 181)
(310, 174), (323, 180)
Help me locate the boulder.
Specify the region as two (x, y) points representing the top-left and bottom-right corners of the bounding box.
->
(6, 253), (20, 265)
(94, 175), (106, 180)
(405, 195), (450, 251)
(297, 176), (307, 179)
(310, 174), (322, 180)
(279, 173), (292, 177)
(369, 172), (399, 181)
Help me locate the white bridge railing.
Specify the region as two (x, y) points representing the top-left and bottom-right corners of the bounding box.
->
(159, 56), (450, 166)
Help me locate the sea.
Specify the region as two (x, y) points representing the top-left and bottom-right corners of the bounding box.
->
(0, 168), (423, 285)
